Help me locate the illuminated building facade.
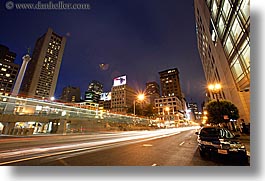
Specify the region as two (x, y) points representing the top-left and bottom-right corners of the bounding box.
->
(159, 68), (182, 100)
(20, 28), (66, 99)
(84, 80), (103, 103)
(145, 81), (160, 106)
(0, 44), (19, 95)
(99, 92), (112, 111)
(194, 0), (250, 122)
(111, 76), (136, 113)
(187, 102), (201, 120)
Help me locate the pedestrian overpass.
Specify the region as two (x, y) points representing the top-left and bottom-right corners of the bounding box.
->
(0, 95), (150, 135)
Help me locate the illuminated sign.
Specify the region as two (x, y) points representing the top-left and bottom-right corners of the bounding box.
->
(113, 75), (126, 87)
(100, 92), (112, 101)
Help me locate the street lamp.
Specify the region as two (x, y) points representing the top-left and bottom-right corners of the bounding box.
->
(208, 83), (222, 125)
(208, 83), (222, 101)
(164, 106), (170, 128)
(133, 93), (145, 116)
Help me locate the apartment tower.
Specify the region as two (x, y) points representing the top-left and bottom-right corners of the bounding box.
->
(20, 28), (66, 99)
(0, 44), (19, 95)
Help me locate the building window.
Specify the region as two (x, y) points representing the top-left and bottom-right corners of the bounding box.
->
(217, 15), (225, 37)
(231, 55), (244, 82)
(224, 35), (234, 56)
(212, 0), (218, 21)
(231, 17), (243, 44)
(240, 40), (250, 72)
(240, 0), (250, 21)
(222, 0), (231, 20)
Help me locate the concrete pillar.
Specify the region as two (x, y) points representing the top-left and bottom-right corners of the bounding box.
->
(2, 122), (16, 135)
(57, 120), (67, 135)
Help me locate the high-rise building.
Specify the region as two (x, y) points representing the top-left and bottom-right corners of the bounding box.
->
(159, 68), (182, 99)
(111, 75), (136, 113)
(20, 28), (66, 99)
(0, 44), (19, 95)
(145, 81), (160, 106)
(187, 102), (201, 121)
(60, 86), (81, 102)
(111, 84), (136, 113)
(99, 92), (112, 111)
(194, 0), (250, 122)
(84, 80), (103, 103)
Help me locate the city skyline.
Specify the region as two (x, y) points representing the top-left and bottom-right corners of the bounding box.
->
(0, 0), (206, 105)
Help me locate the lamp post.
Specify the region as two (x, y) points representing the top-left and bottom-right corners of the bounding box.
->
(208, 83), (222, 124)
(164, 106), (170, 128)
(208, 83), (222, 101)
(133, 93), (145, 126)
(133, 93), (145, 116)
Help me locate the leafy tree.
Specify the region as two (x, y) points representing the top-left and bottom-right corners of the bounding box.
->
(206, 100), (239, 125)
(143, 104), (156, 118)
(127, 104), (156, 117)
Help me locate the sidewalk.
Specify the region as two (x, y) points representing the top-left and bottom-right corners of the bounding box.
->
(237, 133), (250, 158)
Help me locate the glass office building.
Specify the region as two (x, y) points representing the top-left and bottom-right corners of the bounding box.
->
(194, 0), (250, 122)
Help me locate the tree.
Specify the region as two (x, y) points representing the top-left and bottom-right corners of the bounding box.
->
(127, 104), (156, 117)
(206, 100), (239, 125)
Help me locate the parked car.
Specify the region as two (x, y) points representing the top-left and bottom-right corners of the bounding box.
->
(195, 126), (248, 162)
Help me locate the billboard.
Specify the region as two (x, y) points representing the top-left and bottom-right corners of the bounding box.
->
(100, 92), (112, 101)
(113, 75), (126, 87)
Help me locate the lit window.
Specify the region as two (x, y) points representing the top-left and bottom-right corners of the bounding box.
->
(224, 35), (233, 56)
(240, 0), (250, 21)
(212, 0), (218, 20)
(231, 17), (242, 43)
(1, 68), (7, 71)
(217, 15), (225, 36)
(222, 0), (231, 20)
(5, 74), (10, 77)
(231, 55), (244, 82)
(241, 43), (250, 71)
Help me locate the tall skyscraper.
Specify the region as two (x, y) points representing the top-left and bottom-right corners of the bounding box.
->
(84, 80), (103, 103)
(145, 82), (160, 106)
(60, 86), (81, 102)
(194, 0), (250, 122)
(20, 28), (66, 99)
(159, 68), (182, 99)
(187, 102), (200, 120)
(0, 44), (19, 95)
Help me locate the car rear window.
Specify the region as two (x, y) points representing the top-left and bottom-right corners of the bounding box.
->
(200, 128), (235, 138)
(200, 128), (219, 137)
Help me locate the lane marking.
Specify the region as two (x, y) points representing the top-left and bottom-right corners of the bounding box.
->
(143, 144), (153, 147)
(179, 141), (185, 146)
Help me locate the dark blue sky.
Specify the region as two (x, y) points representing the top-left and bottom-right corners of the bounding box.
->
(0, 0), (206, 106)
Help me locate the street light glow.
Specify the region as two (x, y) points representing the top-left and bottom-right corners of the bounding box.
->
(137, 94), (145, 101)
(208, 83), (222, 93)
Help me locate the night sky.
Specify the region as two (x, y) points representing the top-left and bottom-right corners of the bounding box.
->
(0, 0), (206, 108)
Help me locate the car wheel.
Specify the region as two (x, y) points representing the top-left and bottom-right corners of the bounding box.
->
(199, 149), (206, 157)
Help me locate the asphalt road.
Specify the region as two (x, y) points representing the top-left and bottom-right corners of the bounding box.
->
(0, 128), (249, 166)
